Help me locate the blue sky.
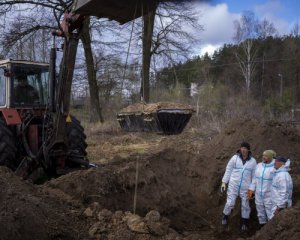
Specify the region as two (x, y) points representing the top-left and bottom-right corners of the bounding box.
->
(212, 0), (299, 22)
(194, 0), (300, 55)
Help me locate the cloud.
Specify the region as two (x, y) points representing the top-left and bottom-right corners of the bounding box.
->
(195, 3), (240, 45)
(254, 0), (283, 16)
(191, 2), (240, 56)
(192, 1), (293, 56)
(199, 44), (222, 56)
(253, 1), (290, 35)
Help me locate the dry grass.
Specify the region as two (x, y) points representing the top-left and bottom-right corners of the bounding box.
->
(83, 119), (164, 164)
(71, 109), (215, 164)
(82, 120), (121, 137)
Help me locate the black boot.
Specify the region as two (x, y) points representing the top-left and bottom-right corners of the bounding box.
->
(222, 214), (229, 225)
(259, 223), (265, 229)
(241, 218), (248, 231)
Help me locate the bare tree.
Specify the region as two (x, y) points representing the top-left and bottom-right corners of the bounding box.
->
(0, 13), (55, 60)
(255, 18), (277, 39)
(291, 20), (300, 37)
(81, 17), (104, 122)
(233, 11), (257, 42)
(141, 3), (158, 102)
(0, 1), (66, 59)
(138, 1), (202, 102)
(235, 40), (257, 96)
(233, 11), (258, 97)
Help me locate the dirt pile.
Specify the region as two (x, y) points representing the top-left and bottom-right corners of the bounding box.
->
(248, 202), (300, 240)
(82, 206), (181, 239)
(0, 167), (87, 240)
(82, 204), (220, 240)
(203, 119), (300, 199)
(206, 119), (300, 160)
(119, 102), (194, 114)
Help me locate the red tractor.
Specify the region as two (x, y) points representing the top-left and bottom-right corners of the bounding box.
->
(0, 59), (88, 178)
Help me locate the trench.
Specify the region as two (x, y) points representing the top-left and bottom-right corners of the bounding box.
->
(47, 149), (261, 239)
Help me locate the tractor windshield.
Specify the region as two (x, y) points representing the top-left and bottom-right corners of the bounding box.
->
(12, 64), (49, 106)
(0, 68), (5, 106)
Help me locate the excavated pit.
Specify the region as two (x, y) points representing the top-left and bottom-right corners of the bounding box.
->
(1, 119), (300, 240)
(46, 151), (219, 231)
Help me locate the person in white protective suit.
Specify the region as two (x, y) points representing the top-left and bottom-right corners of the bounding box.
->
(270, 156), (293, 219)
(248, 150), (276, 227)
(220, 142), (257, 231)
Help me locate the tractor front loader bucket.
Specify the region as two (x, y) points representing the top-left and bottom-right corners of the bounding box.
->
(73, 0), (158, 24)
(117, 102), (194, 135)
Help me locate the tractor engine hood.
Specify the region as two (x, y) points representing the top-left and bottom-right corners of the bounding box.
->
(73, 0), (160, 24)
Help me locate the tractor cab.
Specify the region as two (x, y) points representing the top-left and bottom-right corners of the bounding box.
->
(0, 60), (49, 108)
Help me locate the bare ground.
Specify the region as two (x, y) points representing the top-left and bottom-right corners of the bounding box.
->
(1, 119), (300, 240)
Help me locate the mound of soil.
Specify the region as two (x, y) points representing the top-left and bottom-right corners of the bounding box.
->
(248, 202), (300, 240)
(206, 119), (300, 160)
(0, 167), (87, 240)
(119, 102), (194, 114)
(205, 119), (300, 199)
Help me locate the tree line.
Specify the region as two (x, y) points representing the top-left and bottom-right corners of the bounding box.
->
(156, 12), (300, 121)
(157, 35), (300, 118)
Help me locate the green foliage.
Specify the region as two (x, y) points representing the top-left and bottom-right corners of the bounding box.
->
(151, 82), (188, 102)
(264, 89), (296, 117)
(156, 36), (300, 121)
(199, 82), (231, 116)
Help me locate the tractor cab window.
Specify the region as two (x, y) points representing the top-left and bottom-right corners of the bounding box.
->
(0, 68), (5, 106)
(12, 64), (49, 106)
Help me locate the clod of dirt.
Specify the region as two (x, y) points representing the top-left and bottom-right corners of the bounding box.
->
(84, 207), (94, 217)
(145, 210), (161, 222)
(127, 214), (149, 233)
(83, 204), (179, 239)
(146, 216), (170, 236)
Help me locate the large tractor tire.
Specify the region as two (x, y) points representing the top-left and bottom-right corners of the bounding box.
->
(0, 118), (17, 170)
(65, 116), (88, 168)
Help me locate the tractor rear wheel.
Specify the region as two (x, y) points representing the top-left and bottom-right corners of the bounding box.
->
(0, 118), (17, 170)
(66, 116), (88, 168)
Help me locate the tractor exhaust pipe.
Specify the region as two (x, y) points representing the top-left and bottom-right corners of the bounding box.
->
(49, 47), (56, 112)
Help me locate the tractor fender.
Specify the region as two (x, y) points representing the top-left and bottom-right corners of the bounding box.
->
(0, 109), (22, 125)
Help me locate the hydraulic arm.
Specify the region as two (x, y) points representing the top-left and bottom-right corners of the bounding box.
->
(46, 0), (159, 165)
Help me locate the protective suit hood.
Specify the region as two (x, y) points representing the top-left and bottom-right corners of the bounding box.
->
(236, 149), (252, 161)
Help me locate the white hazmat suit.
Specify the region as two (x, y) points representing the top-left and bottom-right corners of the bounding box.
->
(222, 153), (257, 219)
(249, 160), (275, 224)
(270, 160), (293, 219)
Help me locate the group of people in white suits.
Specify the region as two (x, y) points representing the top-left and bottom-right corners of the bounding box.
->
(220, 142), (293, 231)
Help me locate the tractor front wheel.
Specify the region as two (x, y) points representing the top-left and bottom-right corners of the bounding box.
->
(0, 118), (17, 170)
(66, 116), (88, 168)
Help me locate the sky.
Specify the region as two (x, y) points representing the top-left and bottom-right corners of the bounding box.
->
(194, 0), (300, 56)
